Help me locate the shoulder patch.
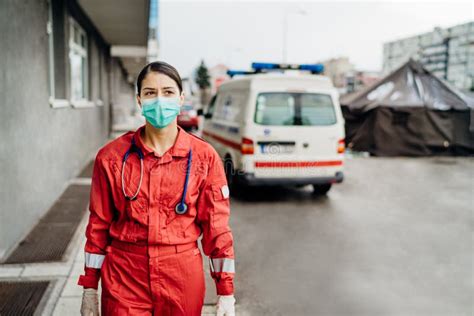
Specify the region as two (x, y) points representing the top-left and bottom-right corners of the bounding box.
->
(221, 185), (230, 199)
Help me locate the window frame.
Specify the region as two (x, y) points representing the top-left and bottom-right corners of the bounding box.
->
(47, 0), (55, 100)
(68, 17), (93, 108)
(47, 0), (70, 109)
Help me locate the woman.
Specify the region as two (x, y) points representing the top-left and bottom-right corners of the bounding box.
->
(78, 61), (235, 316)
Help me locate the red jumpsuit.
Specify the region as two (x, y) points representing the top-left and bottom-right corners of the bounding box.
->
(78, 125), (235, 315)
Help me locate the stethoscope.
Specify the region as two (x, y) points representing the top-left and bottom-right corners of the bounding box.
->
(121, 137), (192, 215)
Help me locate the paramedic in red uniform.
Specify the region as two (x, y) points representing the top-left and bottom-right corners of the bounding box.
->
(78, 61), (236, 316)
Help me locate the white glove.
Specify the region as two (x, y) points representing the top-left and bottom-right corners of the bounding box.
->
(81, 288), (99, 316)
(216, 295), (235, 316)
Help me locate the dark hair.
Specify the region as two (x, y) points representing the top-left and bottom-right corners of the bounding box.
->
(136, 61), (183, 95)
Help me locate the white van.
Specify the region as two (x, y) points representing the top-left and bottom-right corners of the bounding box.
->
(201, 64), (345, 194)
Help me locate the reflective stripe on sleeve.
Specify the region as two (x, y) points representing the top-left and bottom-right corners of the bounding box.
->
(210, 258), (235, 273)
(85, 252), (105, 269)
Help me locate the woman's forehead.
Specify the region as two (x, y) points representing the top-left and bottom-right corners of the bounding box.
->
(142, 72), (178, 90)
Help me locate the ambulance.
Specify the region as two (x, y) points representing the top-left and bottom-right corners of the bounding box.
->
(201, 63), (345, 194)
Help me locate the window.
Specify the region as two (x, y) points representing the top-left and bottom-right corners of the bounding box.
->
(213, 93), (245, 123)
(255, 93), (295, 125)
(47, 0), (54, 99)
(300, 94), (338, 126)
(96, 48), (103, 106)
(214, 94), (233, 121)
(69, 18), (89, 103)
(254, 92), (337, 126)
(47, 0), (70, 108)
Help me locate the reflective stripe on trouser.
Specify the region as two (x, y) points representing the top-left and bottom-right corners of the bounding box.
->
(100, 244), (205, 316)
(210, 258), (235, 273)
(85, 252), (105, 269)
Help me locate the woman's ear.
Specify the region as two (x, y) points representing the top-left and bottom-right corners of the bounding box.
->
(136, 95), (142, 109)
(179, 92), (185, 105)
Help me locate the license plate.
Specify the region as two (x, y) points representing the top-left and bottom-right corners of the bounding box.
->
(260, 144), (294, 154)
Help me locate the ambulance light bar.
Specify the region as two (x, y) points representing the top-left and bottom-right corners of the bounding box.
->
(251, 62), (324, 74)
(227, 62), (324, 78)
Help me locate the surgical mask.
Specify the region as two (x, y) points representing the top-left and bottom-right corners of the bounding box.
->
(141, 97), (181, 129)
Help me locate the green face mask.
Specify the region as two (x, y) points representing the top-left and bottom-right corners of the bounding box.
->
(141, 97), (181, 129)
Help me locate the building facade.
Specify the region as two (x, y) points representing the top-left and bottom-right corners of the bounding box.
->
(345, 70), (381, 94)
(383, 21), (474, 91)
(323, 57), (355, 90)
(148, 0), (160, 62)
(0, 0), (150, 258)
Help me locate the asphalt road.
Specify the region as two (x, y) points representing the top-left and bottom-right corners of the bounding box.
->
(228, 156), (473, 316)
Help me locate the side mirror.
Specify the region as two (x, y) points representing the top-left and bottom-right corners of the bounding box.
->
(197, 109), (204, 116)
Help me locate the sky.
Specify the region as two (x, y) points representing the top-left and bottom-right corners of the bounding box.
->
(158, 0), (473, 78)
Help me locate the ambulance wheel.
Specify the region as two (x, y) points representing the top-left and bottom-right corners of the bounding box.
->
(312, 184), (332, 195)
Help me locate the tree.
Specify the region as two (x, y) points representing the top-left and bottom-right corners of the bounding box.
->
(195, 60), (211, 106)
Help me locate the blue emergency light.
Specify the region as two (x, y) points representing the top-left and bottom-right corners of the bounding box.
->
(227, 70), (255, 77)
(252, 62), (324, 74)
(299, 64), (324, 73)
(227, 62), (324, 78)
(251, 62), (281, 70)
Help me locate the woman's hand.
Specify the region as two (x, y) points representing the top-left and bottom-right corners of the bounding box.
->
(216, 295), (235, 316)
(81, 288), (99, 316)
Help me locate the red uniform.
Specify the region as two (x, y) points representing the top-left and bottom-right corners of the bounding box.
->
(78, 125), (235, 315)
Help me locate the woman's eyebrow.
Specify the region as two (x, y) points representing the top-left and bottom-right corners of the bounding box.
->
(161, 86), (177, 90)
(142, 87), (157, 91)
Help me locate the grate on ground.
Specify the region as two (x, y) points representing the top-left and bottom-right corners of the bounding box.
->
(4, 184), (90, 264)
(0, 281), (50, 316)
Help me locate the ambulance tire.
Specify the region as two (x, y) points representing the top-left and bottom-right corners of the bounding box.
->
(312, 184), (332, 195)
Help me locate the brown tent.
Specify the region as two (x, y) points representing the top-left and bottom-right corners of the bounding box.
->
(340, 59), (474, 156)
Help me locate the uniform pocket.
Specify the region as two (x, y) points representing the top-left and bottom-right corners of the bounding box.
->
(165, 204), (179, 225)
(161, 161), (206, 224)
(125, 197), (148, 225)
(112, 160), (143, 198)
(100, 249), (122, 297)
(110, 160), (147, 217)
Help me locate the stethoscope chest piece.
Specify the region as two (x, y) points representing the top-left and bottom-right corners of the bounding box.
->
(175, 202), (188, 215)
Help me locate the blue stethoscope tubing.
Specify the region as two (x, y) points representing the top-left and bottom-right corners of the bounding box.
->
(121, 138), (192, 215)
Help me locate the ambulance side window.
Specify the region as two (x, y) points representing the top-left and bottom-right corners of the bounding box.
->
(213, 92), (243, 123)
(213, 93), (230, 121)
(205, 95), (217, 119)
